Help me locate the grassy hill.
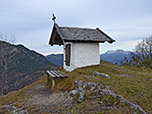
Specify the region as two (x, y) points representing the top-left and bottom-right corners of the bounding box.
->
(0, 60), (151, 114)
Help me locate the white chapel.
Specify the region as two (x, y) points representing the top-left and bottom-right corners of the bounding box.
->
(49, 23), (115, 72)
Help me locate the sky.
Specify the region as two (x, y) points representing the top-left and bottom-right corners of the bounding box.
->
(0, 0), (152, 55)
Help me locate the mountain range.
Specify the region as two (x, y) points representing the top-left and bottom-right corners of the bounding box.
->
(46, 49), (136, 66)
(46, 54), (63, 66)
(0, 41), (57, 95)
(100, 49), (136, 65)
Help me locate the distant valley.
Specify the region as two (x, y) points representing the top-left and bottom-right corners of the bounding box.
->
(46, 54), (63, 67)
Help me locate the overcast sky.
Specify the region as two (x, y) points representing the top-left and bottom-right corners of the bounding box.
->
(0, 0), (152, 55)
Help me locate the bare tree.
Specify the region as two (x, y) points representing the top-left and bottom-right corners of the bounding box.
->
(131, 35), (152, 68)
(135, 35), (152, 59)
(0, 32), (18, 95)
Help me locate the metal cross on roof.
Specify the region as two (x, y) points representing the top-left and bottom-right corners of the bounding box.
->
(52, 14), (56, 23)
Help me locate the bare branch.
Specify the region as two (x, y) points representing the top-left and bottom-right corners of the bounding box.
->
(0, 32), (16, 44)
(0, 32), (18, 95)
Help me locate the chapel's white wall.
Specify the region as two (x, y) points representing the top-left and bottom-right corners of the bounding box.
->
(73, 43), (100, 69)
(64, 42), (100, 72)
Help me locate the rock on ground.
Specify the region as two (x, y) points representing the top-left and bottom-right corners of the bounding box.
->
(93, 71), (111, 79)
(70, 80), (147, 114)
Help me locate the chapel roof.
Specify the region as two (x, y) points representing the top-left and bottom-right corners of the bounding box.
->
(49, 23), (115, 45)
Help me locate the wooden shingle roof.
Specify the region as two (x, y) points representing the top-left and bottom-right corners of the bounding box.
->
(49, 23), (115, 46)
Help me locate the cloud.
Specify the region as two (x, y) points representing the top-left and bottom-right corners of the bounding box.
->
(0, 0), (152, 55)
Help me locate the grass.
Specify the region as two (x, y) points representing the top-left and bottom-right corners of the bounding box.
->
(0, 60), (152, 114)
(0, 75), (47, 113)
(52, 60), (152, 113)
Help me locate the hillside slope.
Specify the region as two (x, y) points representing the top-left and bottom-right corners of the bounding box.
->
(0, 60), (151, 114)
(0, 41), (57, 95)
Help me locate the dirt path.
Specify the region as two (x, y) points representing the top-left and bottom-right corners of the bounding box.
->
(30, 84), (74, 106)
(0, 83), (76, 114)
(28, 84), (76, 113)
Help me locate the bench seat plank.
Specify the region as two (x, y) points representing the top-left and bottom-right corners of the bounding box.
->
(46, 71), (56, 78)
(50, 70), (61, 78)
(47, 70), (69, 78)
(53, 70), (65, 78)
(56, 70), (69, 77)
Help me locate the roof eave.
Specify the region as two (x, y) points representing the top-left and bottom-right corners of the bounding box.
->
(96, 28), (115, 44)
(49, 23), (65, 46)
(54, 23), (66, 40)
(64, 39), (106, 43)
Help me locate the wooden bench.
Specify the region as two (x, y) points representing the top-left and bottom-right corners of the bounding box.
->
(46, 70), (69, 88)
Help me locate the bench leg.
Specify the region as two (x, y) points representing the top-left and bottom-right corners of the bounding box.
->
(51, 78), (55, 88)
(46, 73), (49, 85)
